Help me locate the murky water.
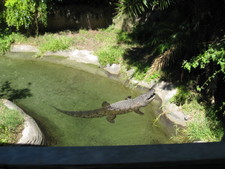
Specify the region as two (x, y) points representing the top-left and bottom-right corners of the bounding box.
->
(0, 53), (171, 146)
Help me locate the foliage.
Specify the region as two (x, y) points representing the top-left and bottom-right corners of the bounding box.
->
(5, 0), (35, 30)
(182, 100), (223, 142)
(4, 0), (47, 35)
(170, 86), (224, 142)
(0, 29), (14, 55)
(117, 31), (133, 44)
(183, 38), (225, 91)
(0, 100), (24, 144)
(38, 34), (74, 55)
(170, 85), (199, 105)
(132, 67), (148, 80)
(10, 32), (28, 44)
(0, 31), (30, 55)
(116, 0), (175, 18)
(116, 0), (150, 18)
(145, 71), (161, 82)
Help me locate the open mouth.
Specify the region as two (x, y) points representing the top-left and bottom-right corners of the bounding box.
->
(147, 93), (155, 100)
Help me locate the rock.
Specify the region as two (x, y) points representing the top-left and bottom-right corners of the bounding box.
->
(10, 44), (39, 53)
(155, 82), (177, 103)
(153, 82), (187, 127)
(165, 104), (187, 127)
(2, 99), (44, 145)
(104, 64), (121, 75)
(125, 68), (135, 77)
(45, 49), (99, 65)
(69, 50), (99, 65)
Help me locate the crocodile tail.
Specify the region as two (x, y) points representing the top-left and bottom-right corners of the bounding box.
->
(50, 105), (86, 117)
(50, 105), (105, 118)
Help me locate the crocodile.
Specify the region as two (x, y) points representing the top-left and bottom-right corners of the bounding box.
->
(51, 87), (156, 123)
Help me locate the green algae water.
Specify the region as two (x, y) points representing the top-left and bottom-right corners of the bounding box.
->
(0, 53), (171, 146)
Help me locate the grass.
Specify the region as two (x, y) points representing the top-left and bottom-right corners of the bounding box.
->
(0, 100), (24, 144)
(95, 45), (125, 66)
(11, 28), (130, 67)
(37, 33), (74, 56)
(183, 100), (223, 142)
(170, 87), (224, 142)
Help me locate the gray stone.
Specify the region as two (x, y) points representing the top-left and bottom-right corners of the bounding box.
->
(45, 49), (99, 65)
(10, 44), (39, 53)
(104, 64), (121, 75)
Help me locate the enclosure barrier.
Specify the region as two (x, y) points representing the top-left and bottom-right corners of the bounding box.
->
(0, 142), (225, 169)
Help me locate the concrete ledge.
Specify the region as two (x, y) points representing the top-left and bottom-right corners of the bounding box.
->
(2, 99), (44, 145)
(0, 142), (225, 168)
(10, 44), (100, 65)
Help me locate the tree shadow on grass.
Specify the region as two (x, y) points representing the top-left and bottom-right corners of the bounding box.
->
(0, 81), (32, 101)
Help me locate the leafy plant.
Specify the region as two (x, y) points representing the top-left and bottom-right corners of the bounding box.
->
(0, 29), (14, 55)
(116, 0), (175, 18)
(183, 38), (225, 91)
(4, 0), (47, 35)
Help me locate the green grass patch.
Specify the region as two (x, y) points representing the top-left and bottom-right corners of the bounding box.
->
(132, 66), (148, 80)
(95, 45), (125, 66)
(170, 86), (224, 142)
(182, 100), (223, 142)
(0, 36), (12, 55)
(38, 34), (74, 54)
(10, 33), (28, 44)
(0, 100), (24, 144)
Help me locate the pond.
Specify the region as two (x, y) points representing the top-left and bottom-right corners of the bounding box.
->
(0, 53), (172, 146)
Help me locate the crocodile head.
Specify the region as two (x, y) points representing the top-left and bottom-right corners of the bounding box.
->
(138, 88), (156, 106)
(146, 88), (155, 101)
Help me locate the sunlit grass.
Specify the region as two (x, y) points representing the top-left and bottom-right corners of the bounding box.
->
(0, 100), (24, 144)
(182, 100), (223, 142)
(170, 88), (224, 142)
(95, 45), (125, 66)
(38, 33), (74, 54)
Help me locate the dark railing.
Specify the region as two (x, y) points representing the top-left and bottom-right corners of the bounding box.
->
(1, 142), (225, 169)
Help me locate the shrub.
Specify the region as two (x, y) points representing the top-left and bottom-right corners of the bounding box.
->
(0, 30), (14, 55)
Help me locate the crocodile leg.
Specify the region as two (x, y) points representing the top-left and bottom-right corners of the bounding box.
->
(102, 101), (110, 107)
(125, 96), (132, 100)
(134, 109), (144, 115)
(106, 114), (116, 123)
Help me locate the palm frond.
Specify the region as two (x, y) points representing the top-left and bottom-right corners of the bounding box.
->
(115, 0), (176, 19)
(148, 46), (176, 75)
